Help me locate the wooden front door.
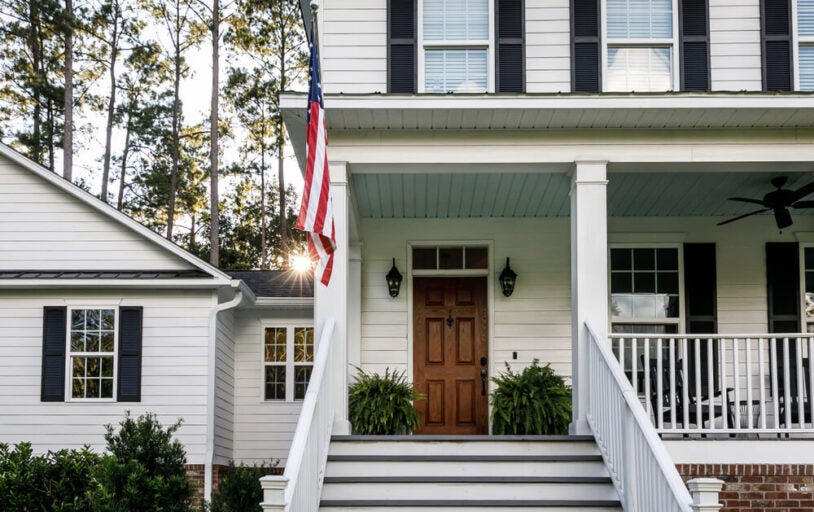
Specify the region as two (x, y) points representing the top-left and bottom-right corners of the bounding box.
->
(413, 277), (488, 435)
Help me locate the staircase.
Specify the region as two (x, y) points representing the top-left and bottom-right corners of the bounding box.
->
(319, 435), (622, 511)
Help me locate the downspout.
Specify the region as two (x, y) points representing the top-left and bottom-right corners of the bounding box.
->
(205, 281), (246, 500)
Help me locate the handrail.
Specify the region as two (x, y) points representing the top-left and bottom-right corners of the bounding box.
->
(586, 322), (692, 512)
(612, 332), (812, 340)
(273, 317), (336, 512)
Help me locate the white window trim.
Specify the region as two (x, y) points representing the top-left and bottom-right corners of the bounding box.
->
(65, 306), (119, 402)
(608, 243), (686, 333)
(792, 0), (814, 90)
(600, 0), (681, 91)
(416, 0), (496, 93)
(261, 322), (315, 403)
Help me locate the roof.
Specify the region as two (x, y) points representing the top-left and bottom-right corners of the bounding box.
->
(0, 270), (211, 280)
(0, 143), (232, 286)
(227, 270), (314, 298)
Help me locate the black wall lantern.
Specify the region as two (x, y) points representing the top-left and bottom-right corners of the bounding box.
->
(386, 258), (403, 298)
(499, 257), (517, 297)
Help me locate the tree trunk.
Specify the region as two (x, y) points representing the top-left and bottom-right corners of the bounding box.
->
(46, 97), (55, 172)
(29, 1), (42, 166)
(101, 10), (119, 203)
(117, 120), (131, 210)
(167, 7), (182, 240)
(209, 0), (220, 266)
(260, 136), (268, 270)
(277, 16), (289, 266)
(63, 0), (73, 181)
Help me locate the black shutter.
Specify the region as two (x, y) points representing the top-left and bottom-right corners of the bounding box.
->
(571, 0), (601, 92)
(496, 0), (525, 92)
(761, 0), (793, 91)
(388, 0), (416, 93)
(766, 242), (800, 333)
(41, 307), (67, 402)
(117, 306), (143, 402)
(679, 0), (710, 91)
(684, 243), (718, 396)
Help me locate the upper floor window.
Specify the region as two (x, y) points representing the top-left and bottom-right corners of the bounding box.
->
(797, 0), (814, 90)
(420, 0), (492, 92)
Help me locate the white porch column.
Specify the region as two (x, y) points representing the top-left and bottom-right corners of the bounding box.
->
(315, 161), (351, 435)
(348, 243), (362, 374)
(570, 161), (609, 435)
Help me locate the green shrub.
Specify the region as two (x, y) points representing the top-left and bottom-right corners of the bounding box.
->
(0, 442), (99, 512)
(208, 461), (279, 512)
(348, 367), (424, 435)
(90, 412), (195, 512)
(490, 359), (572, 435)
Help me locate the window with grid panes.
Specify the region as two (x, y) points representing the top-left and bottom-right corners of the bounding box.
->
(263, 325), (315, 401)
(69, 308), (116, 399)
(610, 247), (681, 333)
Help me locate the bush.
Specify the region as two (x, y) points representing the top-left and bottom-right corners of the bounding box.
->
(208, 461), (279, 512)
(0, 442), (99, 512)
(348, 367), (424, 435)
(90, 412), (195, 512)
(490, 359), (572, 435)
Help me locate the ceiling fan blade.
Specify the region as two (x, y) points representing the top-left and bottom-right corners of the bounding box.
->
(717, 208), (770, 226)
(774, 208), (793, 229)
(792, 181), (814, 202)
(792, 200), (814, 208)
(727, 197), (766, 206)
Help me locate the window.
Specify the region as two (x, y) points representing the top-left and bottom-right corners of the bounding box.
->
(68, 308), (116, 400)
(605, 0), (677, 91)
(798, 0), (814, 90)
(388, 0), (524, 93)
(804, 247), (814, 331)
(412, 245), (489, 270)
(263, 325), (314, 401)
(610, 247), (681, 333)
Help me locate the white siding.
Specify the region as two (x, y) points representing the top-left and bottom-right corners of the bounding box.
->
(232, 308), (313, 466)
(525, 0), (572, 93)
(321, 0), (387, 94)
(709, 0), (763, 91)
(0, 289), (215, 463)
(214, 307), (235, 466)
(0, 157), (193, 271)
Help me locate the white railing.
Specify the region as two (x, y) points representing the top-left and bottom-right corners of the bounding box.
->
(586, 322), (693, 512)
(261, 318), (336, 512)
(611, 333), (814, 434)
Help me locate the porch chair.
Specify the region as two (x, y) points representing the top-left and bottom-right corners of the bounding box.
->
(777, 357), (812, 428)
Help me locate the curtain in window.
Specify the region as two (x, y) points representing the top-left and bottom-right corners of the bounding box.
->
(607, 0), (673, 39)
(423, 0), (489, 40)
(425, 49), (488, 92)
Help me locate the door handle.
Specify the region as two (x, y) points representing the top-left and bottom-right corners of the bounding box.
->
(480, 368), (488, 396)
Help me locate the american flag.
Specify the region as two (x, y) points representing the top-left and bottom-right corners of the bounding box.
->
(295, 25), (336, 286)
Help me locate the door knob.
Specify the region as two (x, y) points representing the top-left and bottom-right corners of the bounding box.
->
(480, 368), (488, 396)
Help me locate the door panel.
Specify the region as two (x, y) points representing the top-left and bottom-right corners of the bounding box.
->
(414, 277), (488, 435)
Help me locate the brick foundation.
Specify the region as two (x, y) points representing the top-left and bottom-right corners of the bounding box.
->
(677, 464), (814, 511)
(185, 464), (230, 506)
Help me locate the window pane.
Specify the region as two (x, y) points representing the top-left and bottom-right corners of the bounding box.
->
(634, 272), (656, 293)
(101, 332), (114, 352)
(86, 309), (100, 330)
(800, 46), (814, 91)
(87, 357), (101, 378)
(294, 327), (314, 362)
(657, 271), (678, 294)
(424, 0), (488, 41)
(633, 249), (655, 270)
(101, 309), (115, 330)
(611, 249), (632, 271)
(264, 328), (286, 362)
(294, 366), (313, 400)
(101, 379), (113, 398)
(86, 379), (99, 399)
(86, 332), (100, 352)
(73, 357), (85, 378)
(801, 0), (814, 36)
(413, 248), (437, 269)
(72, 310), (85, 330)
(611, 272), (633, 293)
(607, 47), (672, 92)
(71, 332), (85, 352)
(465, 247), (488, 269)
(612, 323), (678, 334)
(607, 0), (673, 38)
(425, 49), (488, 93)
(612, 294), (634, 317)
(265, 366), (286, 400)
(438, 247), (464, 269)
(657, 248), (678, 270)
(72, 378), (84, 398)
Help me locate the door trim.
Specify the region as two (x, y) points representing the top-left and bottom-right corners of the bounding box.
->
(406, 240), (495, 433)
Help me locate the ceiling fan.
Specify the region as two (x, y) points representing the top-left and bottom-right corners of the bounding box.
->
(718, 176), (814, 229)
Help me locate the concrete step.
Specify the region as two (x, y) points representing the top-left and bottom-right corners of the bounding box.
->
(328, 435), (601, 457)
(319, 501), (623, 511)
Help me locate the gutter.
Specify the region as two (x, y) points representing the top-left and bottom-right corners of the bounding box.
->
(204, 280), (250, 500)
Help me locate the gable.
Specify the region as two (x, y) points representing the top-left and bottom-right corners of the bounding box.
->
(0, 149), (204, 273)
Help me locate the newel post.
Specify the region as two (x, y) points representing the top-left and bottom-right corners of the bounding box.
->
(687, 478), (724, 512)
(260, 475), (288, 511)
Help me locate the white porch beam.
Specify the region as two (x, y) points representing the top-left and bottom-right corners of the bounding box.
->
(315, 161), (352, 435)
(570, 161), (609, 435)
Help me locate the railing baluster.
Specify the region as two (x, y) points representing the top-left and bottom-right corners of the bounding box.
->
(644, 338), (652, 419)
(809, 337), (814, 429)
(733, 338), (740, 430)
(771, 338), (780, 429)
(669, 338), (676, 429)
(694, 338), (702, 430)
(720, 339), (728, 431)
(745, 337), (753, 429)
(657, 339), (664, 430)
(783, 338), (792, 429)
(759, 337), (766, 430)
(707, 338), (714, 428)
(796, 338), (804, 429)
(681, 338), (689, 430)
(632, 338), (638, 395)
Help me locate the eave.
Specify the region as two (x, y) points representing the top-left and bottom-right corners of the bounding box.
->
(280, 92), (814, 172)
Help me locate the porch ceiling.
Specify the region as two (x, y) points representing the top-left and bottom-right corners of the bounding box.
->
(352, 172), (814, 219)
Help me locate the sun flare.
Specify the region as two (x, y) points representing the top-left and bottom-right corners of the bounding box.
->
(291, 254), (312, 273)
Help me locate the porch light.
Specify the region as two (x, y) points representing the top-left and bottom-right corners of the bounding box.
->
(386, 258), (403, 298)
(499, 258), (517, 297)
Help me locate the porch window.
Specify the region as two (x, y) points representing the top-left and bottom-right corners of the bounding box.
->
(412, 246), (489, 270)
(69, 308), (116, 400)
(610, 247), (681, 333)
(605, 0), (676, 91)
(263, 325), (314, 401)
(799, 0), (814, 90)
(804, 247), (814, 331)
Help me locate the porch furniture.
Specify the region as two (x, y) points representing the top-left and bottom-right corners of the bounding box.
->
(728, 400), (762, 429)
(643, 357), (726, 430)
(777, 358), (812, 427)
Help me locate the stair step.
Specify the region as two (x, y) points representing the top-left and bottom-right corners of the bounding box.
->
(329, 437), (601, 457)
(325, 459), (610, 478)
(321, 481), (618, 501)
(327, 454), (603, 462)
(324, 476), (613, 484)
(319, 500), (622, 511)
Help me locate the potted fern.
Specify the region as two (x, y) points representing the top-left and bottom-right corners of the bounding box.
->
(348, 367), (425, 435)
(490, 359), (572, 435)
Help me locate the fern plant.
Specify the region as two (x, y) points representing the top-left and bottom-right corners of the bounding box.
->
(490, 359), (572, 435)
(348, 367), (425, 435)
